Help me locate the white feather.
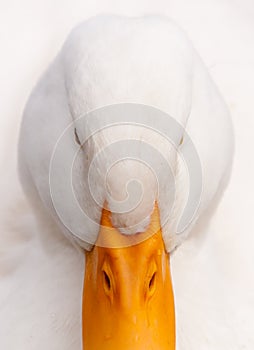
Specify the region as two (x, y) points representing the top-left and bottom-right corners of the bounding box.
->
(1, 6), (252, 350)
(18, 15), (233, 252)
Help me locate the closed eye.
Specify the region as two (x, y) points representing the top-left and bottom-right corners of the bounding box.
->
(74, 128), (81, 146)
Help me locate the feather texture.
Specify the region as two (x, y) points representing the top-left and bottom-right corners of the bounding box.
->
(18, 15), (233, 252)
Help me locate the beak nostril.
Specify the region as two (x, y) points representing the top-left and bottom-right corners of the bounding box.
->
(149, 272), (156, 292)
(103, 270), (111, 291)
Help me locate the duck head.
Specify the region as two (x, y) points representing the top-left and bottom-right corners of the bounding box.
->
(82, 202), (175, 350)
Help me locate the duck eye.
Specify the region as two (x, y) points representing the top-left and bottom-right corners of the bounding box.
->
(103, 271), (111, 291)
(74, 128), (81, 146)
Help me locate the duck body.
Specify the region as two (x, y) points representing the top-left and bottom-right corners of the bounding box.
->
(17, 15), (234, 350)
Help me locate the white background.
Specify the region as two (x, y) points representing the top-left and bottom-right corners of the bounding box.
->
(0, 0), (253, 349)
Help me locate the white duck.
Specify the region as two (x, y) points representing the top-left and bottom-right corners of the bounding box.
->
(16, 15), (233, 349)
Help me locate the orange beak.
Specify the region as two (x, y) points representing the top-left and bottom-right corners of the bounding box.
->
(82, 203), (175, 349)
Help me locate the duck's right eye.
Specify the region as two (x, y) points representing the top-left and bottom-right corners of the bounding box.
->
(74, 128), (81, 146)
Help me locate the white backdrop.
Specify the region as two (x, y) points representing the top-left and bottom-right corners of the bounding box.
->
(0, 1), (253, 349)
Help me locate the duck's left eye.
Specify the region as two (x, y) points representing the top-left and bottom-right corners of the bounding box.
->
(74, 128), (81, 146)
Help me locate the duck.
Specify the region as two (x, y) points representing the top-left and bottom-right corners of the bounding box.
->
(17, 14), (234, 349)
